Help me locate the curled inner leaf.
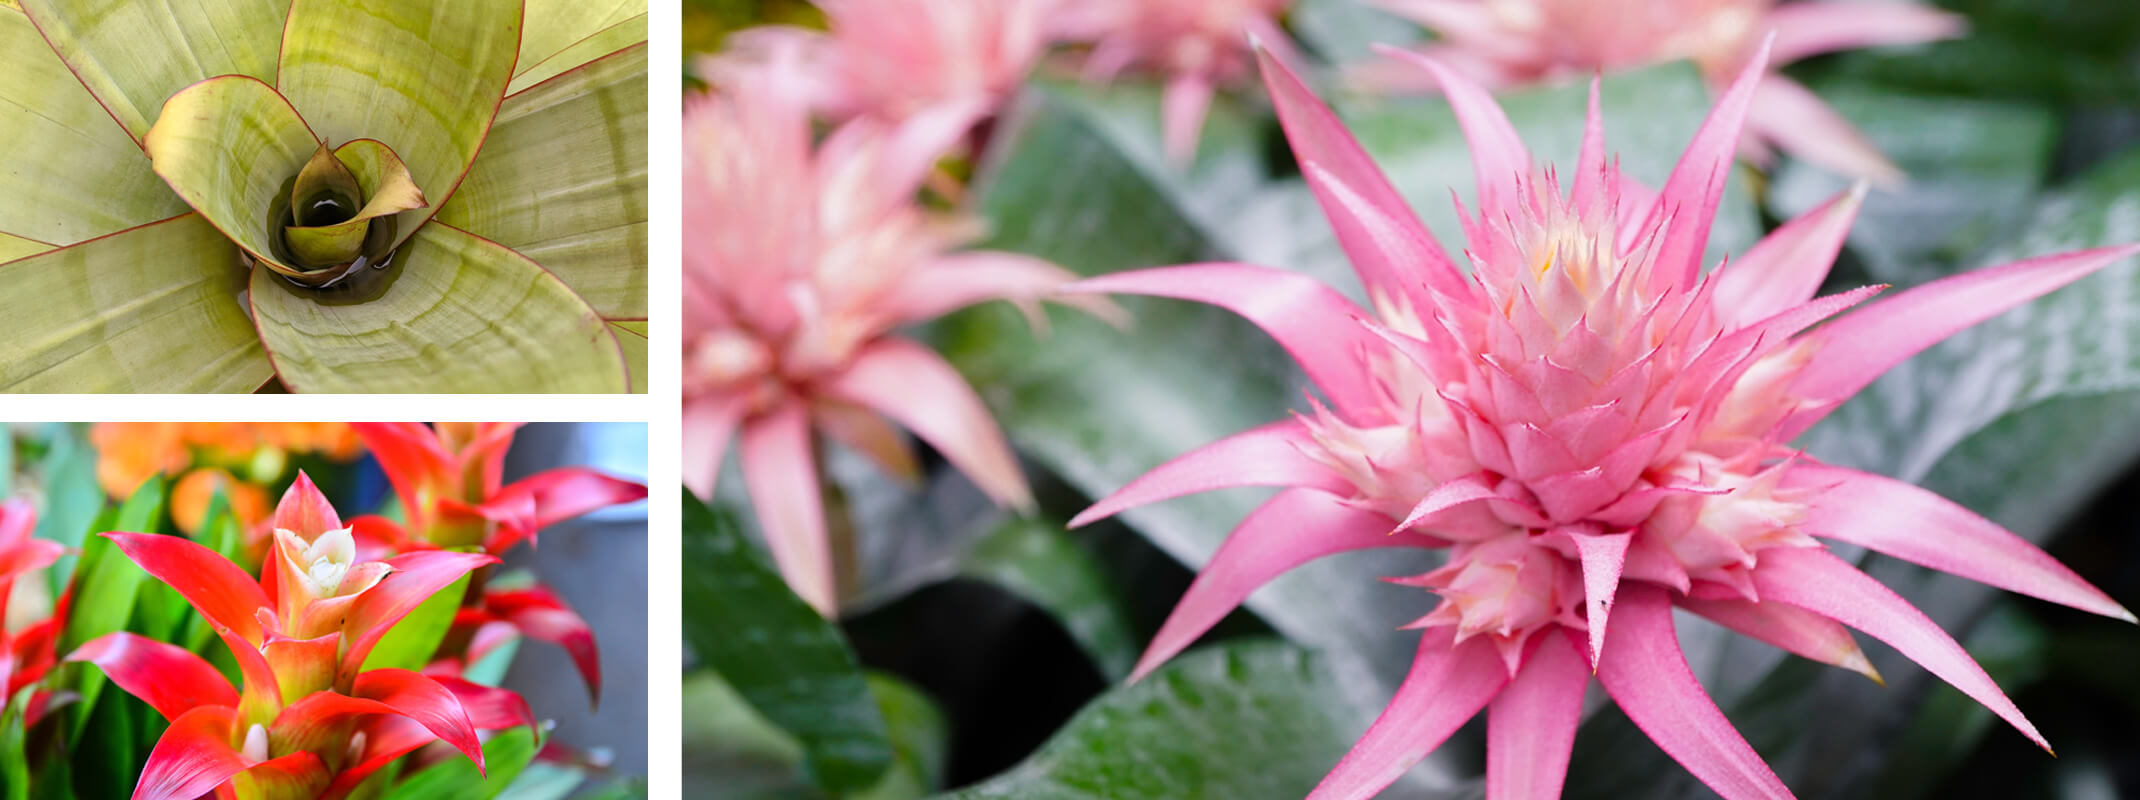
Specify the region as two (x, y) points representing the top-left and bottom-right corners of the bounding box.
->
(280, 140), (428, 279)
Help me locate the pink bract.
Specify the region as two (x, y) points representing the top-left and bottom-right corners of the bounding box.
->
(1052, 0), (1306, 162)
(704, 0), (1052, 125)
(1361, 0), (1966, 182)
(1071, 40), (2138, 800)
(683, 63), (1121, 614)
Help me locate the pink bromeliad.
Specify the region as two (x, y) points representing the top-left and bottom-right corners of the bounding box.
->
(1069, 40), (2137, 800)
(705, 0), (1052, 125)
(1360, 0), (1964, 182)
(684, 60), (1120, 614)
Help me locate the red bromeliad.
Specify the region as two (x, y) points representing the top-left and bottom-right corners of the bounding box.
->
(348, 422), (646, 704)
(0, 500), (65, 721)
(1070, 41), (2138, 799)
(68, 474), (526, 800)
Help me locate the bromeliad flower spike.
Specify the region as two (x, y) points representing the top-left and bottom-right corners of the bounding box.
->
(683, 66), (1121, 614)
(0, 0), (648, 392)
(1068, 42), (2140, 800)
(68, 474), (525, 800)
(348, 422), (648, 703)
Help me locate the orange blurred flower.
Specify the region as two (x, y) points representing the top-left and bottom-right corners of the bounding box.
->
(90, 422), (363, 534)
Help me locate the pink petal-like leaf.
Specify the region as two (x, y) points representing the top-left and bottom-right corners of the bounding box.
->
(429, 674), (538, 731)
(876, 250), (1124, 331)
(340, 550), (499, 681)
(481, 467), (648, 553)
(1255, 46), (1469, 308)
(1307, 629), (1508, 800)
(1570, 530), (1630, 664)
(66, 632), (237, 721)
(1133, 489), (1421, 682)
(352, 668), (486, 771)
(1161, 74), (1214, 165)
(823, 338), (1034, 511)
(1394, 472), (1498, 532)
(1642, 36), (1773, 291)
(1713, 182), (1866, 326)
(1374, 46), (1530, 218)
(1766, 2), (1966, 65)
(683, 394), (750, 498)
(234, 753), (329, 798)
(1596, 584), (1794, 800)
(348, 423), (457, 518)
(1753, 547), (2049, 751)
(1782, 244), (2140, 439)
(133, 705), (249, 800)
(1677, 596), (1880, 682)
(104, 532), (270, 645)
(1066, 263), (1382, 416)
(1789, 463), (2132, 621)
(813, 400), (923, 485)
(1486, 632), (1589, 800)
(270, 472), (343, 538)
(1570, 76), (1608, 209)
(487, 587), (603, 706)
(738, 404), (836, 614)
(1746, 76), (1901, 186)
(1070, 419), (1350, 528)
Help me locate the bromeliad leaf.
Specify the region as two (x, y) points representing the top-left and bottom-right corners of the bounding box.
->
(682, 493), (894, 795)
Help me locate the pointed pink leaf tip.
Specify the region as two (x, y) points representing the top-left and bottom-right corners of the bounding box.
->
(273, 471), (343, 537)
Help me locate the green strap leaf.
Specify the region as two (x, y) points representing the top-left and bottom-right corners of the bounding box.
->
(438, 43), (648, 320)
(0, 233), (52, 264)
(682, 492), (894, 796)
(0, 8), (187, 245)
(16, 0), (286, 141)
(278, 0), (522, 247)
(612, 320), (647, 394)
(142, 75), (320, 276)
(934, 641), (1399, 800)
(249, 221), (628, 392)
(0, 215), (272, 393)
(516, 0), (645, 82)
(383, 726), (541, 799)
(511, 11), (647, 94)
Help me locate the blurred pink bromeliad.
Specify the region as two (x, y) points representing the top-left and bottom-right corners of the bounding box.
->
(683, 66), (1121, 614)
(1053, 0), (1302, 162)
(1068, 41), (2139, 800)
(1363, 0), (1964, 182)
(708, 0), (1052, 124)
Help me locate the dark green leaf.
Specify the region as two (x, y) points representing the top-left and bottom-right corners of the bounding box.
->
(682, 492), (892, 795)
(682, 669), (949, 800)
(958, 517), (1138, 680)
(31, 424), (101, 593)
(1807, 0), (2140, 105)
(61, 475), (164, 742)
(931, 640), (1416, 800)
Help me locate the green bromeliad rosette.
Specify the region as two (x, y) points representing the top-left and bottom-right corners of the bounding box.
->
(0, 0), (648, 392)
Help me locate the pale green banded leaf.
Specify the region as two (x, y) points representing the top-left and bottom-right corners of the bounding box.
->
(249, 221), (629, 393)
(0, 8), (187, 245)
(0, 233), (52, 264)
(278, 0), (521, 247)
(518, 0), (644, 81)
(0, 215), (272, 393)
(439, 43), (647, 320)
(143, 75), (319, 274)
(17, 0), (287, 141)
(509, 12), (647, 94)
(612, 320), (647, 394)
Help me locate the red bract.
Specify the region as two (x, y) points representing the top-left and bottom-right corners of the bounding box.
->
(1072, 42), (2138, 800)
(68, 474), (511, 800)
(348, 422), (643, 705)
(0, 500), (64, 716)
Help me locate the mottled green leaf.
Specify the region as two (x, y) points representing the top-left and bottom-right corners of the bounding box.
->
(439, 43), (648, 320)
(0, 234), (51, 264)
(933, 641), (1397, 800)
(16, 0), (286, 140)
(1809, 0), (2140, 105)
(0, 8), (187, 245)
(1770, 78), (2060, 284)
(278, 0), (521, 246)
(681, 493), (893, 795)
(248, 221), (629, 393)
(510, 12), (648, 94)
(0, 215), (273, 393)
